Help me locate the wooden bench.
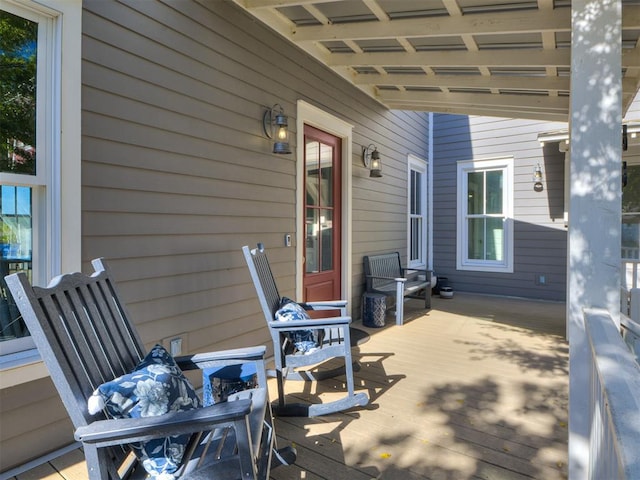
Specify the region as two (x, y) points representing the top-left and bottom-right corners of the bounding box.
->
(363, 252), (432, 325)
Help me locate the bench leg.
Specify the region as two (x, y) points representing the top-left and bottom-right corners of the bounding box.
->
(396, 281), (404, 326)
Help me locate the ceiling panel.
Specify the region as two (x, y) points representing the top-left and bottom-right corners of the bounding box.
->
(234, 0), (640, 122)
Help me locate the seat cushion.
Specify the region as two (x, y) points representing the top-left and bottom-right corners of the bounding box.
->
(88, 344), (201, 479)
(275, 297), (319, 353)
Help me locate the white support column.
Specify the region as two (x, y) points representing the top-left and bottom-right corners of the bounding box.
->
(568, 0), (622, 478)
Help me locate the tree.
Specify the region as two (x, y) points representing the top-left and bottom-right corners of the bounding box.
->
(0, 10), (37, 175)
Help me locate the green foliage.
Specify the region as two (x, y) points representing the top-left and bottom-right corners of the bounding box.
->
(0, 10), (37, 174)
(622, 165), (640, 215)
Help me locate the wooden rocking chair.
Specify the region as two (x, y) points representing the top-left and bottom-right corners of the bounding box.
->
(5, 258), (295, 480)
(242, 244), (369, 417)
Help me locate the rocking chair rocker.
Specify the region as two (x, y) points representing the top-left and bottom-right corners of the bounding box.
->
(5, 258), (295, 480)
(242, 244), (369, 417)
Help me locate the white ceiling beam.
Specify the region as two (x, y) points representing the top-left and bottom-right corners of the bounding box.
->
(292, 8), (573, 41)
(328, 49), (571, 68)
(354, 73), (571, 91)
(386, 103), (569, 122)
(291, 6), (639, 41)
(353, 73), (640, 95)
(242, 0), (337, 7)
(379, 90), (569, 111)
(354, 75), (639, 95)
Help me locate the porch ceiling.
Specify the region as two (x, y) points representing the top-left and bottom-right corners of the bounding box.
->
(233, 0), (640, 122)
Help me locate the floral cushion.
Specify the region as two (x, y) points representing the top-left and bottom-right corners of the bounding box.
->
(275, 297), (319, 354)
(87, 344), (201, 480)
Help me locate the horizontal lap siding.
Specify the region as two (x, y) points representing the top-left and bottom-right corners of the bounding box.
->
(2, 1), (429, 471)
(79, 0), (429, 358)
(433, 114), (568, 301)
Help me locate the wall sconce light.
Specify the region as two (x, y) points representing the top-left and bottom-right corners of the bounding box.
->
(362, 144), (382, 177)
(533, 163), (543, 191)
(263, 104), (291, 154)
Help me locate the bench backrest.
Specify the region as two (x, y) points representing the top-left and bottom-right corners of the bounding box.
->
(363, 252), (402, 290)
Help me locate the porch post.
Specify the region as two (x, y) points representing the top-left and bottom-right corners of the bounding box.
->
(567, 0), (622, 478)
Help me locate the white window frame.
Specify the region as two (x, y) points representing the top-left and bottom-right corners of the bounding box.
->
(457, 157), (514, 273)
(408, 155), (428, 269)
(0, 0), (81, 386)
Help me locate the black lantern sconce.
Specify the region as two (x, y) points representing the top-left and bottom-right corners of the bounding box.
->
(263, 104), (291, 154)
(533, 163), (543, 191)
(362, 144), (382, 178)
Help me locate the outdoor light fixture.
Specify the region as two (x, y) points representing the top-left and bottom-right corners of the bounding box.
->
(263, 104), (291, 154)
(362, 144), (382, 178)
(533, 163), (543, 190)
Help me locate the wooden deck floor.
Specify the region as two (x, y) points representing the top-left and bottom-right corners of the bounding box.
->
(12, 293), (569, 480)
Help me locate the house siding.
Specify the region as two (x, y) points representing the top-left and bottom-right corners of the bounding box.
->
(0, 0), (429, 471)
(433, 114), (568, 301)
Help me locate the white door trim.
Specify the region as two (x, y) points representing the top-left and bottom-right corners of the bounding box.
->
(296, 100), (353, 314)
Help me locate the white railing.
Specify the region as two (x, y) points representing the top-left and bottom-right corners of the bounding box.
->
(584, 308), (640, 479)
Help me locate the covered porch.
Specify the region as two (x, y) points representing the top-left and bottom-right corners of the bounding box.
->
(11, 294), (568, 480)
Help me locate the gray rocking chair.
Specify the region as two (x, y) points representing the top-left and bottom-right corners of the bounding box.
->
(242, 244), (369, 417)
(5, 258), (295, 480)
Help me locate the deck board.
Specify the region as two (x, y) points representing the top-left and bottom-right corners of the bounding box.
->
(11, 293), (568, 480)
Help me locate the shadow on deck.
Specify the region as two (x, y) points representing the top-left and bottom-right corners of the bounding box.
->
(11, 293), (568, 480)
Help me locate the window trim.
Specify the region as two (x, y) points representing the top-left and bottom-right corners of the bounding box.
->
(407, 155), (428, 269)
(457, 157), (514, 273)
(0, 0), (81, 384)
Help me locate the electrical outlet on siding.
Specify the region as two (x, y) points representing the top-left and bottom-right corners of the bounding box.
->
(163, 334), (188, 356)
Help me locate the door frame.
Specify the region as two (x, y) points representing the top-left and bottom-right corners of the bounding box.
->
(296, 100), (353, 315)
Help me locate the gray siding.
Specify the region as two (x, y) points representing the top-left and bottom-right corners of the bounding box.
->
(0, 1), (429, 471)
(433, 114), (568, 301)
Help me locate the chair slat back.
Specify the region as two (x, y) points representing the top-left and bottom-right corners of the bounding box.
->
(242, 245), (281, 321)
(5, 258), (146, 429)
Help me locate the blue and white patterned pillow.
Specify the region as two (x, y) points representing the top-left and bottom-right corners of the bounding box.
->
(87, 344), (201, 480)
(275, 297), (319, 354)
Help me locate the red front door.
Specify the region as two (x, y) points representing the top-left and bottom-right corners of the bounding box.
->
(303, 125), (342, 303)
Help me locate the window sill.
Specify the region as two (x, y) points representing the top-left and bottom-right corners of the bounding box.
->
(0, 349), (48, 388)
(457, 264), (514, 274)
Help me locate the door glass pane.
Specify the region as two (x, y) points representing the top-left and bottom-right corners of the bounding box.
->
(467, 172), (484, 214)
(305, 140), (320, 206)
(1, 11), (37, 175)
(486, 170), (503, 214)
(468, 218), (484, 259)
(1, 185), (32, 341)
(320, 209), (333, 271)
(486, 217), (504, 261)
(320, 144), (333, 207)
(305, 207), (319, 273)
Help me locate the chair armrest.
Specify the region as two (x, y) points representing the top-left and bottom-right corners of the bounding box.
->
(175, 346), (266, 371)
(367, 274), (407, 283)
(366, 274), (399, 281)
(268, 315), (352, 330)
(75, 399), (254, 447)
(302, 300), (348, 310)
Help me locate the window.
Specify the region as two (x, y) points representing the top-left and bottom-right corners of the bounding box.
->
(0, 1), (81, 368)
(457, 157), (514, 273)
(622, 164), (640, 260)
(408, 156), (428, 269)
